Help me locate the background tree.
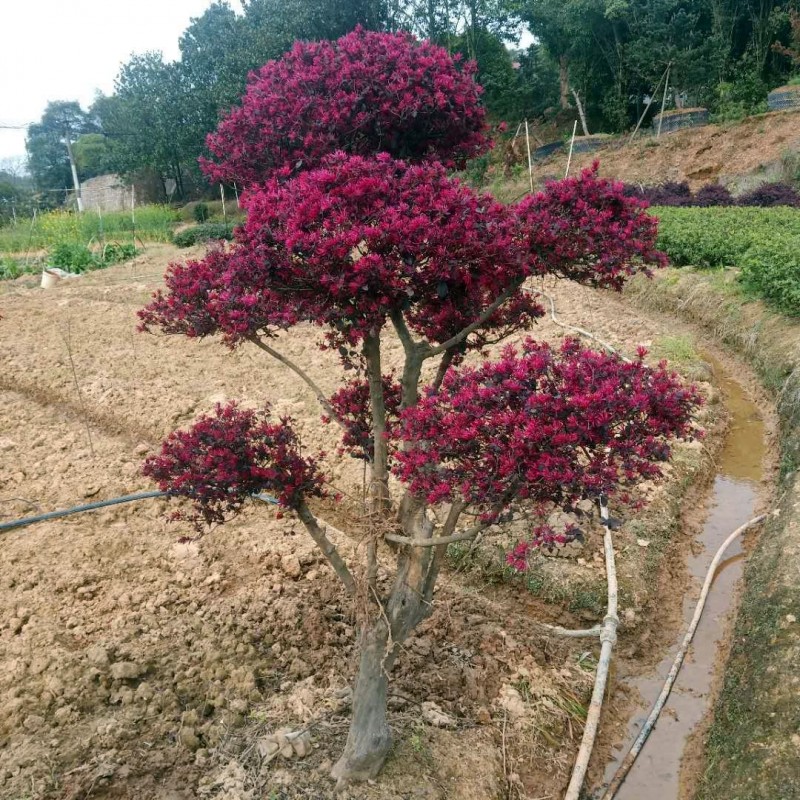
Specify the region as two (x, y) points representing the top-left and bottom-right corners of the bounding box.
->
(23, 0), (800, 193)
(71, 133), (115, 180)
(139, 28), (700, 783)
(93, 54), (195, 199)
(25, 101), (95, 204)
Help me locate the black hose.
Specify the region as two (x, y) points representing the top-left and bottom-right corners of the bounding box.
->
(0, 491), (169, 533)
(0, 490), (281, 534)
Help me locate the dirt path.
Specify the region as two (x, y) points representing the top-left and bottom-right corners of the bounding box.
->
(0, 247), (747, 799)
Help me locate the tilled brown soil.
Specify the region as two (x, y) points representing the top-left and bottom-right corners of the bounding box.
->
(506, 109), (800, 193)
(0, 247), (715, 799)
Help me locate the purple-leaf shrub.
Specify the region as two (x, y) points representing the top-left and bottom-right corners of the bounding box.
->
(140, 160), (664, 351)
(394, 338), (700, 512)
(142, 402), (325, 526)
(737, 182), (800, 207)
(694, 183), (734, 207)
(202, 27), (490, 185)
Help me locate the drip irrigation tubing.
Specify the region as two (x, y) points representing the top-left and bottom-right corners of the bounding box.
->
(0, 491), (280, 534)
(564, 498), (619, 800)
(599, 513), (767, 799)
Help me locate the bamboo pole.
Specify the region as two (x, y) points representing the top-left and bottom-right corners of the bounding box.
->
(564, 498), (619, 800)
(524, 119), (534, 193)
(629, 62), (670, 144)
(564, 120), (578, 179)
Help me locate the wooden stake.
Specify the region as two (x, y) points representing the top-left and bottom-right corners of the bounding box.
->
(524, 119), (534, 193)
(565, 120), (578, 179)
(629, 62), (670, 144)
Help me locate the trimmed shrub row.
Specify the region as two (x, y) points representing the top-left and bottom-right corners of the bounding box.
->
(172, 223), (236, 248)
(653, 206), (800, 316)
(626, 181), (800, 208)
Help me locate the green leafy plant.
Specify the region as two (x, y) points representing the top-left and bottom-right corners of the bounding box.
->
(50, 242), (94, 272)
(653, 206), (800, 316)
(193, 202), (210, 223)
(0, 255), (26, 280)
(740, 238), (800, 316)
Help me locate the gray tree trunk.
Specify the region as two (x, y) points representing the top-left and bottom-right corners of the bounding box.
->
(332, 499), (442, 783)
(559, 56), (571, 110)
(331, 621), (393, 782)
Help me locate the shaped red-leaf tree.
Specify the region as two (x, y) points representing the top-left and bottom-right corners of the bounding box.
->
(202, 27), (490, 185)
(140, 30), (700, 785)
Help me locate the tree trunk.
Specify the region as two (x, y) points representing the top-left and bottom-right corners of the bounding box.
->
(559, 56), (571, 110)
(571, 88), (591, 136)
(332, 497), (448, 784)
(331, 621), (393, 782)
(427, 0), (437, 40)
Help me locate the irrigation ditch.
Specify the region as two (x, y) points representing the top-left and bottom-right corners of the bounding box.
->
(625, 268), (800, 800)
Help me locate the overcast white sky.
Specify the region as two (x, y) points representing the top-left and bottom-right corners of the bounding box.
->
(0, 2), (533, 166)
(0, 0), (243, 163)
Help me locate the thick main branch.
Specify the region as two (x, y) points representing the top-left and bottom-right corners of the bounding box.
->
(363, 332), (391, 509)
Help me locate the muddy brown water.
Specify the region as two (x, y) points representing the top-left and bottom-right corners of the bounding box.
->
(600, 355), (766, 799)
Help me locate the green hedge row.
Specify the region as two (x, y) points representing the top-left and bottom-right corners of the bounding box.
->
(172, 222), (236, 248)
(653, 207), (800, 316)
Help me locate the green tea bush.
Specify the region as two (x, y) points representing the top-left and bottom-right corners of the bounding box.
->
(653, 206), (800, 316)
(653, 207), (755, 267)
(740, 239), (800, 316)
(172, 222), (235, 248)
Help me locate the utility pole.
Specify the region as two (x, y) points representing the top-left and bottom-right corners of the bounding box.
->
(65, 136), (83, 213)
(656, 62), (672, 139)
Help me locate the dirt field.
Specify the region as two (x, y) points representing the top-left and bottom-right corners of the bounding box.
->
(0, 246), (740, 799)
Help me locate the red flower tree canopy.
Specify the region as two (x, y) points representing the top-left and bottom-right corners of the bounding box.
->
(201, 27), (490, 185)
(142, 402), (325, 525)
(139, 159), (664, 351)
(394, 338), (701, 510)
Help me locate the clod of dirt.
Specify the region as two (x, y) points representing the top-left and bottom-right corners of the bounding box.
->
(281, 554), (302, 579)
(421, 701), (457, 728)
(497, 685), (527, 722)
(86, 644), (110, 666)
(110, 661), (145, 681)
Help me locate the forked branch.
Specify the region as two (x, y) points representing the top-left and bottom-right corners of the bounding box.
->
(425, 279), (524, 358)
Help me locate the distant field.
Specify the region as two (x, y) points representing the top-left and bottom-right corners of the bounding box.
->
(0, 205), (179, 254)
